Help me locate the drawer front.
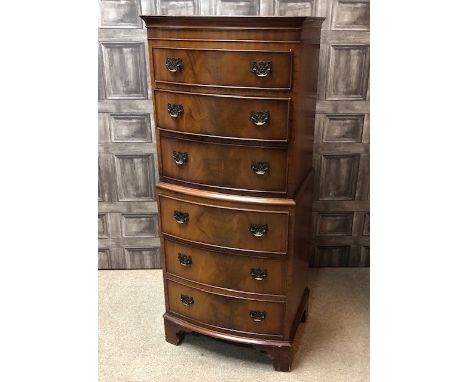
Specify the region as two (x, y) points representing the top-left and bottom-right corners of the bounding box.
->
(156, 90), (289, 141)
(167, 279), (284, 335)
(153, 48), (292, 89)
(165, 240), (286, 295)
(160, 136), (287, 193)
(159, 195), (289, 254)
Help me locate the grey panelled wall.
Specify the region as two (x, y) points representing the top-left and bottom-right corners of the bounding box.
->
(98, 0), (160, 269)
(310, 0), (370, 266)
(98, 0), (370, 269)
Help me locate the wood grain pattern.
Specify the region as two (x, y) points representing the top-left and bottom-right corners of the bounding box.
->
(155, 89), (290, 141)
(142, 15), (324, 372)
(287, 41), (320, 195)
(158, 193), (290, 254)
(285, 171), (314, 336)
(167, 279), (285, 335)
(147, 28), (302, 42)
(157, 181), (295, 207)
(148, 36), (320, 199)
(159, 135), (288, 194)
(164, 239), (287, 295)
(152, 47), (292, 89)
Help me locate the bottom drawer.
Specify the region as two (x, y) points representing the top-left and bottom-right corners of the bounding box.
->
(167, 279), (284, 335)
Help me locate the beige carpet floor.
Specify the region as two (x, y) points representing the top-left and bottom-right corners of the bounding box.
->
(99, 268), (369, 382)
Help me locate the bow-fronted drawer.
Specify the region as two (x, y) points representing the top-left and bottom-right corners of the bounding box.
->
(152, 47), (292, 89)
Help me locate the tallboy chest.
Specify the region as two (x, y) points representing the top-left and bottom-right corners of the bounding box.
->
(141, 16), (324, 372)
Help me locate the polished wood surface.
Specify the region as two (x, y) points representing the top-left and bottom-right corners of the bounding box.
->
(155, 89), (290, 141)
(157, 181), (295, 207)
(147, 28), (302, 43)
(285, 171), (314, 337)
(148, 41), (320, 198)
(164, 239), (287, 295)
(158, 193), (289, 254)
(159, 135), (288, 194)
(167, 279), (284, 335)
(287, 42), (320, 195)
(142, 15), (323, 372)
(141, 15), (319, 28)
(152, 47), (292, 89)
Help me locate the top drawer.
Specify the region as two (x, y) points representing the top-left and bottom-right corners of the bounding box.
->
(152, 48), (292, 89)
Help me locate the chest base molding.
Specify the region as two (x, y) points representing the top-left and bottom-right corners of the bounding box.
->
(163, 287), (309, 372)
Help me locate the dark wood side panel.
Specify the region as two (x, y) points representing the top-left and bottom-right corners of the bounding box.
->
(285, 171), (314, 340)
(287, 39), (321, 196)
(152, 47), (292, 89)
(155, 89), (290, 141)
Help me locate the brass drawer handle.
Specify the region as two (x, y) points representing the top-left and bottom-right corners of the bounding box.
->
(249, 311), (266, 322)
(251, 161), (270, 175)
(250, 111), (270, 126)
(250, 268), (268, 281)
(178, 253), (192, 267)
(252, 61), (272, 77)
(173, 210), (189, 224)
(166, 57), (183, 73)
(167, 103), (184, 118)
(249, 224), (268, 237)
(180, 294), (194, 306)
(172, 151), (188, 166)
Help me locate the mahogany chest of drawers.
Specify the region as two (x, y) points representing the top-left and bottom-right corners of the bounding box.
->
(141, 16), (324, 372)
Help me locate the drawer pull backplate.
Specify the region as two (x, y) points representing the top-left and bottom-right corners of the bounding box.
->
(172, 151), (188, 166)
(249, 310), (266, 322)
(167, 103), (184, 118)
(250, 268), (268, 281)
(180, 294), (194, 306)
(252, 61), (272, 78)
(178, 253), (192, 266)
(174, 210), (189, 224)
(166, 57), (183, 73)
(249, 224), (268, 237)
(250, 111), (270, 126)
(251, 161), (270, 175)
